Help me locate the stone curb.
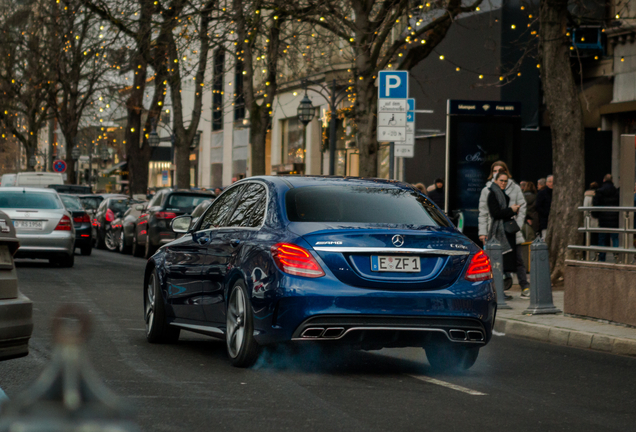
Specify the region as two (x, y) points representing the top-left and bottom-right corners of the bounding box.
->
(494, 318), (636, 357)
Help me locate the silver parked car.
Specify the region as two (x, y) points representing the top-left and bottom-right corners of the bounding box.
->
(0, 187), (75, 267)
(0, 210), (33, 361)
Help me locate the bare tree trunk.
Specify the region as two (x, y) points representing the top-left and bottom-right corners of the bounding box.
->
(125, 57), (149, 195)
(539, 0), (584, 282)
(354, 82), (378, 177)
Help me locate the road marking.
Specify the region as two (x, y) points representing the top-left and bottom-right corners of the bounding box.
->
(408, 375), (487, 396)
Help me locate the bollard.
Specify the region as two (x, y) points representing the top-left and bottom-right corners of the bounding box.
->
(523, 237), (561, 315)
(0, 304), (139, 432)
(485, 239), (511, 310)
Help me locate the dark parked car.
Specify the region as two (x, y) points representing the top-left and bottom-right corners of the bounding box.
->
(94, 196), (136, 251)
(0, 211), (33, 361)
(143, 176), (495, 370)
(59, 194), (92, 256)
(112, 201), (147, 254)
(48, 184), (92, 194)
(133, 189), (212, 258)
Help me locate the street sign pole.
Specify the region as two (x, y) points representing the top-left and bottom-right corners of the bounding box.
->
(389, 142), (395, 178)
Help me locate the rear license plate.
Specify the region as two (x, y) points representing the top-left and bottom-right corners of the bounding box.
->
(0, 244), (11, 267)
(371, 256), (421, 272)
(14, 220), (43, 230)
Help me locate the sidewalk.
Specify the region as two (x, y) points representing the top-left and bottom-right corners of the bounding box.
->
(494, 289), (636, 357)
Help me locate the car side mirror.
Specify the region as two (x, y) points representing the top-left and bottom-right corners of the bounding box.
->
(134, 204), (144, 211)
(171, 215), (192, 233)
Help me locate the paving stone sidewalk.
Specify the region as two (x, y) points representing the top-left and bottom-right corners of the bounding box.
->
(494, 290), (636, 357)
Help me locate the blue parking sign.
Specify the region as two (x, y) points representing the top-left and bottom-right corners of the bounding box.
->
(378, 71), (408, 99)
(407, 98), (415, 122)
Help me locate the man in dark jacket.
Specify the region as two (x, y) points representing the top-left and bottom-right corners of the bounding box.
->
(535, 174), (553, 239)
(427, 178), (445, 209)
(593, 174), (620, 261)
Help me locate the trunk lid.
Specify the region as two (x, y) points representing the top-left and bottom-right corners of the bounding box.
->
(2, 208), (67, 235)
(292, 223), (471, 290)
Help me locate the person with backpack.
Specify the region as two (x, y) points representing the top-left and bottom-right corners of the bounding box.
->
(593, 174), (620, 261)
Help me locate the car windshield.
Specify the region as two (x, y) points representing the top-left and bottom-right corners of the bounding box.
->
(166, 194), (210, 213)
(109, 199), (130, 214)
(79, 196), (103, 210)
(60, 195), (84, 211)
(285, 185), (450, 227)
(0, 191), (62, 210)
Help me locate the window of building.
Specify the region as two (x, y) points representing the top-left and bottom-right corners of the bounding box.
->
(212, 49), (224, 131)
(280, 117), (304, 164)
(234, 60), (245, 121)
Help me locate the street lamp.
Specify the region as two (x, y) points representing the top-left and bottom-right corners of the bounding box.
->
(297, 79), (350, 175)
(148, 130), (161, 147)
(297, 93), (315, 126)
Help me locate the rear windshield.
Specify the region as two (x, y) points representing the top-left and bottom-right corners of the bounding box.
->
(60, 195), (84, 211)
(285, 186), (450, 227)
(0, 191), (62, 210)
(79, 196), (103, 210)
(166, 194), (211, 213)
(109, 199), (130, 214)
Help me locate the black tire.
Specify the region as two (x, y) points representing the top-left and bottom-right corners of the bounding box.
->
(145, 268), (180, 343)
(80, 244), (92, 256)
(425, 344), (479, 372)
(226, 280), (260, 367)
(96, 228), (106, 249)
(119, 230), (131, 254)
(132, 232), (143, 257)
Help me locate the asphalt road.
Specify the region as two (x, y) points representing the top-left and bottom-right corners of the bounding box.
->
(1, 250), (636, 432)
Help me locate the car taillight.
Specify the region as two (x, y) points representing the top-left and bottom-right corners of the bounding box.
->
(156, 212), (177, 219)
(465, 251), (492, 282)
(73, 214), (91, 223)
(271, 243), (325, 278)
(105, 208), (115, 222)
(55, 215), (72, 231)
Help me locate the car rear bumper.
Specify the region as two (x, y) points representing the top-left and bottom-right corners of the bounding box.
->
(251, 276), (496, 347)
(15, 231), (74, 258)
(0, 293), (33, 361)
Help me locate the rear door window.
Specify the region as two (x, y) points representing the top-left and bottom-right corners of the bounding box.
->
(227, 184), (266, 227)
(199, 185), (245, 230)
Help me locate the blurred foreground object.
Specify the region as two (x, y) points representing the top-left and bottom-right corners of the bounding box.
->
(0, 304), (139, 432)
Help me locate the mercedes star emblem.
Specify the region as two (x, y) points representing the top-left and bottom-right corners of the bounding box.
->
(392, 235), (404, 248)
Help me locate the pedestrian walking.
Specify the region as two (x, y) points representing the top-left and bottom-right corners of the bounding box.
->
(536, 174), (553, 239)
(487, 172), (522, 285)
(593, 174), (620, 261)
(584, 182), (600, 254)
(523, 181), (539, 239)
(478, 161), (530, 298)
(427, 178), (445, 208)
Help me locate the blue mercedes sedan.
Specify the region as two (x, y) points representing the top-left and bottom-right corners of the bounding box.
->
(143, 176), (496, 370)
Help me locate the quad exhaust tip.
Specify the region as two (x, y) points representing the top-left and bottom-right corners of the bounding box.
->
(449, 329), (484, 342)
(300, 327), (346, 339)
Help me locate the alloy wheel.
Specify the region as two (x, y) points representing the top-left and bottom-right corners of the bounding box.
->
(119, 231), (125, 252)
(226, 287), (246, 358)
(105, 229), (118, 251)
(145, 273), (156, 335)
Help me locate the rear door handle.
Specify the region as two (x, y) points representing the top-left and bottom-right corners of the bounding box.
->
(230, 239), (240, 247)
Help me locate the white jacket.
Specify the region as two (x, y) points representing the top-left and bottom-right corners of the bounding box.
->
(478, 179), (527, 245)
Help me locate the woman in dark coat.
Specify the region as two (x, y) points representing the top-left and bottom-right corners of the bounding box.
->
(523, 181), (539, 238)
(487, 173), (521, 273)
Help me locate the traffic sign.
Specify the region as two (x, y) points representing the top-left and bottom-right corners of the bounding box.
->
(378, 127), (406, 142)
(53, 160), (67, 173)
(407, 98), (415, 111)
(394, 144), (414, 157)
(378, 71), (409, 99)
(378, 112), (407, 127)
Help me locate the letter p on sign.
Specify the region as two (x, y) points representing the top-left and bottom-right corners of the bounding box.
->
(385, 76), (401, 96)
(378, 70), (408, 99)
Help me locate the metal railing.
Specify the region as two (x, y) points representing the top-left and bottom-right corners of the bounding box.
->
(568, 206), (636, 263)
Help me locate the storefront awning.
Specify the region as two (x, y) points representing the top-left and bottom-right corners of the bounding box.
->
(599, 100), (636, 115)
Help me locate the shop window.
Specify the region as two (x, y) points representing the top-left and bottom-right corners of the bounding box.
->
(281, 118), (304, 164)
